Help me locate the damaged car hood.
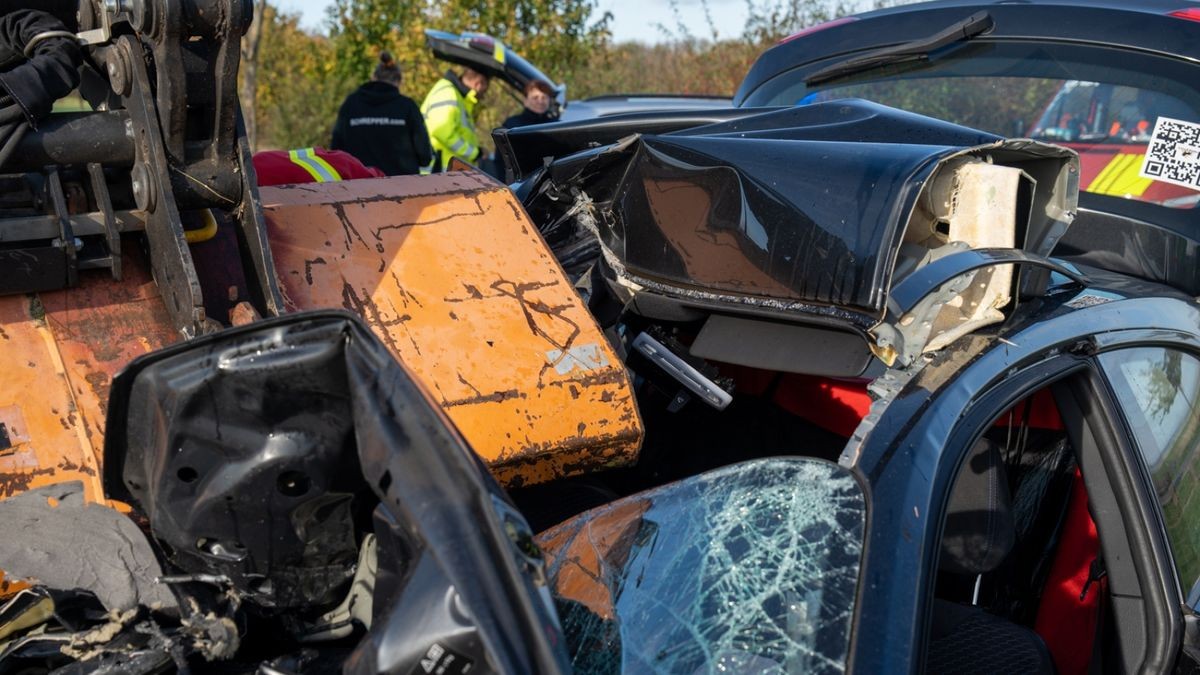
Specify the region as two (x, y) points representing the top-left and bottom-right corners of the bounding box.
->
(506, 100), (1081, 368)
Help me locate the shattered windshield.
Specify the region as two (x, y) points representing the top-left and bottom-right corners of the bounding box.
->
(537, 458), (865, 674)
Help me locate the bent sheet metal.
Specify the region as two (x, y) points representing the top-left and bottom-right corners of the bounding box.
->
(261, 171), (642, 486)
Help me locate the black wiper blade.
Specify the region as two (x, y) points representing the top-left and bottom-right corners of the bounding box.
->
(805, 11), (993, 86)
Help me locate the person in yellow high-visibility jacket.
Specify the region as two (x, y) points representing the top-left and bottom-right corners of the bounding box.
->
(420, 67), (490, 173)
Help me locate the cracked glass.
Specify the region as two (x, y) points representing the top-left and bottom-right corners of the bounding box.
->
(537, 458), (865, 674)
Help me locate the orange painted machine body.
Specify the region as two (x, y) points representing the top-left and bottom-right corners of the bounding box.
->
(0, 171), (642, 586)
(261, 172), (642, 486)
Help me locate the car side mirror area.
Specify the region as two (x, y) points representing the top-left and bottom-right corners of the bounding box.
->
(102, 310), (570, 673)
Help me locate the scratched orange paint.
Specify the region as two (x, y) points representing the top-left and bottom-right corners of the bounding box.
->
(262, 171), (643, 486)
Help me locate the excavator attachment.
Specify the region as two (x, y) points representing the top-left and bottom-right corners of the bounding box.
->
(0, 247), (180, 596)
(262, 170), (642, 486)
(0, 248), (179, 505)
(0, 0), (641, 610)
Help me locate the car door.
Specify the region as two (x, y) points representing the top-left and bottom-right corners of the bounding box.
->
(846, 285), (1200, 674)
(1097, 345), (1200, 671)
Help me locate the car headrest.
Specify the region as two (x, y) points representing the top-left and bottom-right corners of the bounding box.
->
(940, 438), (1015, 576)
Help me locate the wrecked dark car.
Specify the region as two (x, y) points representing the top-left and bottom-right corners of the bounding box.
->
(485, 1), (1200, 671)
(496, 96), (1200, 674)
(4, 0), (1200, 674)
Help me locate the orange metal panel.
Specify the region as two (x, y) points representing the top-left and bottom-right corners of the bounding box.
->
(0, 249), (179, 597)
(262, 172), (643, 487)
(0, 294), (101, 502)
(38, 250), (181, 462)
(0, 248), (179, 505)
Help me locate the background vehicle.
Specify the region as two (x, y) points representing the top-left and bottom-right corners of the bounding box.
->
(733, 0), (1200, 285)
(556, 93), (732, 122)
(425, 28), (567, 118)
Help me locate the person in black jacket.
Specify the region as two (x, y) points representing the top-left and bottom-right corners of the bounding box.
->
(501, 79), (556, 130)
(331, 52), (432, 176)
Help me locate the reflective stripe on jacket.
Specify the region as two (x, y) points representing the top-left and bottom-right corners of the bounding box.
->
(420, 75), (481, 171)
(288, 147), (343, 182)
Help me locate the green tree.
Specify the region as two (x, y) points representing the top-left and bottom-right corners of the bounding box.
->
(249, 4), (347, 150)
(742, 0), (859, 43)
(323, 0), (610, 151)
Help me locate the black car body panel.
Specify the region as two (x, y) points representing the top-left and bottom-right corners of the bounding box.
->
(495, 106), (757, 181)
(730, 0), (1200, 296)
(736, 0), (1200, 108)
(102, 311), (571, 674)
(1055, 205), (1200, 296)
(556, 94), (734, 123)
(844, 273), (1200, 673)
(514, 100), (1078, 370)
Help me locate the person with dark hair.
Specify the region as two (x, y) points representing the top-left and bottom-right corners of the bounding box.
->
(420, 66), (491, 172)
(331, 51), (432, 176)
(501, 79), (557, 130)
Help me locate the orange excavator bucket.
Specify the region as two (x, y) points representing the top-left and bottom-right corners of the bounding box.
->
(1, 171), (641, 499)
(0, 247), (179, 506)
(0, 248), (181, 595)
(262, 171), (642, 487)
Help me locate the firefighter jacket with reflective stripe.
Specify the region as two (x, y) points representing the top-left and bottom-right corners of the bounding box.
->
(252, 148), (384, 187)
(288, 147), (342, 182)
(421, 71), (482, 172)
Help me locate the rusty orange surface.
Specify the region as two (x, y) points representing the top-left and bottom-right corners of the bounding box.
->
(0, 294), (103, 502)
(261, 171), (643, 487)
(0, 248), (180, 595)
(0, 249), (180, 500)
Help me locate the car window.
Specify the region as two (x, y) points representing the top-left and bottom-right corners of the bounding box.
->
(537, 458), (865, 674)
(746, 41), (1200, 209)
(1099, 347), (1200, 607)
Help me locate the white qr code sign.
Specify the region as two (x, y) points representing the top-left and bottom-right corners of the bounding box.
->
(1139, 117), (1200, 191)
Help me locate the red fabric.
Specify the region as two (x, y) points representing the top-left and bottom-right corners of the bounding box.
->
(992, 388), (1064, 430)
(772, 374), (873, 438)
(1034, 468), (1105, 675)
(724, 372), (1061, 439)
(252, 148), (384, 186)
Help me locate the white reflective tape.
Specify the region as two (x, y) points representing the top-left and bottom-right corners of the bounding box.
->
(423, 100), (459, 114)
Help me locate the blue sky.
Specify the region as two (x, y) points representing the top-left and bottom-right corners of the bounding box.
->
(276, 0), (753, 43)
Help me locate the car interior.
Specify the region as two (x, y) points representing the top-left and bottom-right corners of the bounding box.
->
(928, 387), (1086, 674)
(922, 365), (1187, 675)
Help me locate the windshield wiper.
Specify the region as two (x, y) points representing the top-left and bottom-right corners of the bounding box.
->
(804, 11), (993, 86)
